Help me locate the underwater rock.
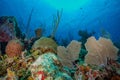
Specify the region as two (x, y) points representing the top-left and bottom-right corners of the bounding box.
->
(85, 36), (119, 65)
(5, 39), (24, 57)
(32, 37), (58, 54)
(29, 52), (72, 80)
(57, 40), (81, 68)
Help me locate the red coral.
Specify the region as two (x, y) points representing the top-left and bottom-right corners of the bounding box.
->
(37, 71), (46, 80)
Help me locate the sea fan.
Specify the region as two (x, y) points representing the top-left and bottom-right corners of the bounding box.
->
(57, 40), (81, 68)
(85, 36), (119, 65)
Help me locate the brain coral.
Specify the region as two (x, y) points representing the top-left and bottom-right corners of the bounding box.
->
(32, 37), (58, 53)
(85, 36), (119, 65)
(5, 39), (24, 57)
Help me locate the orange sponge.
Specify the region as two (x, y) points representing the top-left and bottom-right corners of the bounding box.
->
(5, 39), (24, 57)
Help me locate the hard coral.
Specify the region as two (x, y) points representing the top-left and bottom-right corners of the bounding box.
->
(5, 39), (24, 57)
(85, 36), (119, 65)
(32, 37), (58, 54)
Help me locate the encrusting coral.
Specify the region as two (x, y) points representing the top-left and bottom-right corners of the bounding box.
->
(5, 39), (24, 57)
(57, 40), (81, 68)
(85, 36), (119, 65)
(74, 64), (100, 80)
(0, 51), (35, 79)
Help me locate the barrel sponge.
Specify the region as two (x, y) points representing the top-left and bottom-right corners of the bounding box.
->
(5, 39), (24, 57)
(32, 37), (58, 52)
(85, 36), (119, 65)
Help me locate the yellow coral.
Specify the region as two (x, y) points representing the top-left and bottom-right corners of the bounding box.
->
(7, 68), (15, 79)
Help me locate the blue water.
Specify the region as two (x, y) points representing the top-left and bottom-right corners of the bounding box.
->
(0, 0), (120, 43)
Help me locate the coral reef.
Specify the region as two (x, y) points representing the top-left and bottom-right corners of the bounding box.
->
(74, 64), (100, 80)
(29, 52), (73, 80)
(0, 15), (119, 80)
(85, 36), (119, 65)
(5, 39), (24, 57)
(74, 59), (120, 80)
(57, 40), (81, 68)
(0, 52), (35, 79)
(0, 35), (119, 80)
(32, 37), (58, 54)
(0, 16), (23, 54)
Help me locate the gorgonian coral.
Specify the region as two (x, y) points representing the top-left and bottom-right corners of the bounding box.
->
(85, 36), (119, 65)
